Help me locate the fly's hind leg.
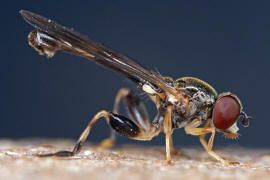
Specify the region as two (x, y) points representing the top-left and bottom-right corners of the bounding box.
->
(38, 110), (110, 157)
(38, 109), (161, 157)
(185, 120), (239, 165)
(99, 88), (150, 149)
(37, 88), (161, 157)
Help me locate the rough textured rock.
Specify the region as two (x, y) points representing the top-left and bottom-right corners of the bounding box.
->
(0, 139), (269, 180)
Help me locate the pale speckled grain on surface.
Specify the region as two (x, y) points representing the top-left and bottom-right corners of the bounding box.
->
(0, 139), (269, 180)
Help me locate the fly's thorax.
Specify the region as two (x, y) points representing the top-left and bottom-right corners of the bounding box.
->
(174, 77), (217, 107)
(174, 77), (217, 97)
(141, 76), (218, 129)
(170, 93), (215, 129)
(169, 77), (218, 129)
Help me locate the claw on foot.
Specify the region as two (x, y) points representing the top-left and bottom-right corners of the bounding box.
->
(172, 149), (181, 156)
(36, 151), (73, 157)
(222, 160), (240, 166)
(227, 161), (240, 166)
(98, 139), (114, 149)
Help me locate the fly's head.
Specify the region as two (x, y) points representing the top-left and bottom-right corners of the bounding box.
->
(212, 92), (252, 138)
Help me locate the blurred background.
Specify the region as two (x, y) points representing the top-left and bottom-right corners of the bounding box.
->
(1, 1), (269, 148)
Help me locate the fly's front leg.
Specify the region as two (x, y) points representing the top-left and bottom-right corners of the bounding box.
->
(198, 123), (240, 166)
(185, 121), (239, 165)
(99, 88), (150, 149)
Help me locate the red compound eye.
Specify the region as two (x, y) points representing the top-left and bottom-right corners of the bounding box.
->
(213, 95), (240, 129)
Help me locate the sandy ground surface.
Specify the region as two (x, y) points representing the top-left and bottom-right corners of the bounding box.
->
(0, 139), (269, 180)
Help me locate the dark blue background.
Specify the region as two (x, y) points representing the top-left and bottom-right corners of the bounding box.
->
(1, 1), (269, 148)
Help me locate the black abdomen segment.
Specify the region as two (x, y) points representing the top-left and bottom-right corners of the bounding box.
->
(109, 113), (139, 138)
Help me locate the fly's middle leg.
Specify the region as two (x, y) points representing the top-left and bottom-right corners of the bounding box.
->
(163, 106), (173, 163)
(99, 88), (150, 149)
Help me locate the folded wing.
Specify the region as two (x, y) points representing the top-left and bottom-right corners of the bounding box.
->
(20, 10), (177, 95)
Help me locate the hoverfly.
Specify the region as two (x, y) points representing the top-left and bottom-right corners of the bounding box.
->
(20, 10), (252, 165)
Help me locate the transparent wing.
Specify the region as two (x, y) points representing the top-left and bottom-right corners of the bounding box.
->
(20, 10), (177, 95)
